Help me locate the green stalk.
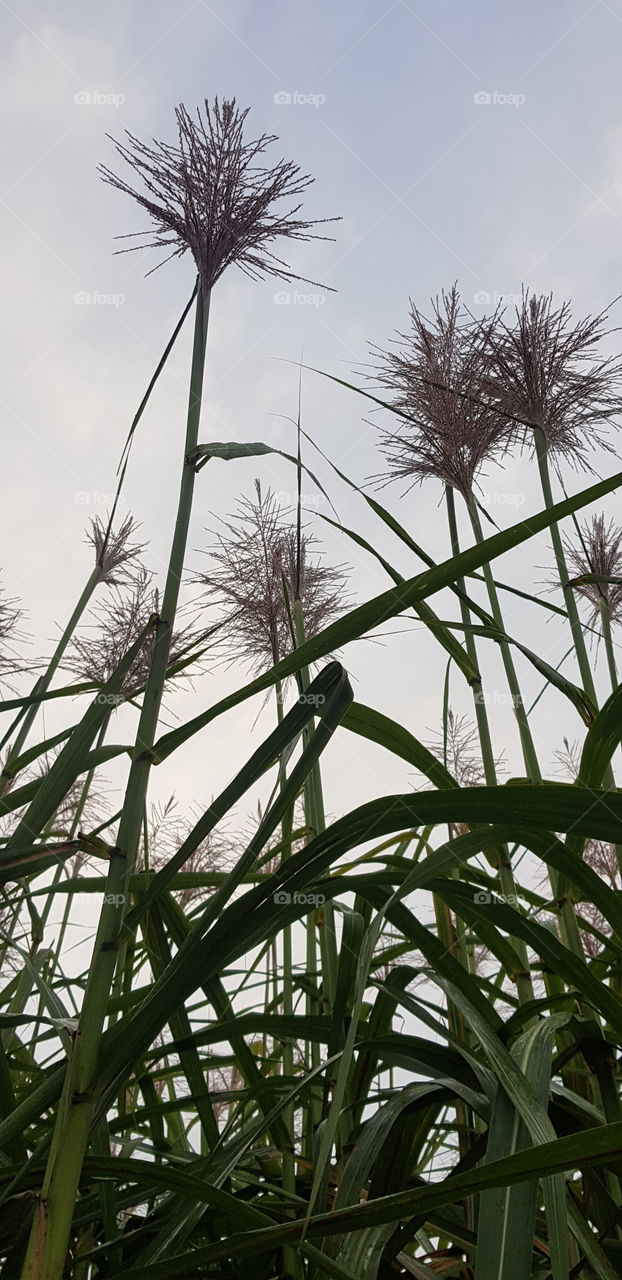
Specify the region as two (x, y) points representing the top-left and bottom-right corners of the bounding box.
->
(290, 599), (332, 1158)
(531, 435), (611, 1098)
(445, 490), (496, 786)
(20, 279), (211, 1280)
(274, 677), (301, 1280)
(597, 598), (622, 997)
(466, 495), (542, 785)
(7, 711), (113, 1052)
(535, 428), (622, 878)
(432, 893), (475, 1236)
(40, 714), (113, 986)
(462, 497), (594, 1022)
(445, 487), (534, 1006)
(291, 602), (336, 1000)
(599, 596), (619, 692)
(534, 428), (598, 703)
(447, 492), (584, 1063)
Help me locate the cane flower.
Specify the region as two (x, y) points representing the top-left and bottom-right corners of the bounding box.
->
(100, 97), (337, 289)
(88, 514), (146, 586)
(196, 483), (347, 671)
(67, 566), (208, 699)
(371, 286), (513, 499)
(562, 513), (622, 626)
(140, 797), (233, 910)
(480, 290), (622, 468)
(0, 579), (23, 689)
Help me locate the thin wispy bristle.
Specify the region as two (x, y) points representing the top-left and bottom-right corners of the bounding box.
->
(196, 485), (348, 671)
(479, 289), (622, 468)
(139, 796), (234, 910)
(100, 96), (338, 289)
(563, 512), (622, 626)
(371, 285), (513, 498)
(67, 566), (209, 699)
(0, 578), (24, 691)
(88, 514), (146, 586)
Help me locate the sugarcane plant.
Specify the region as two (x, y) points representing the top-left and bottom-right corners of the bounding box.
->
(1, 97), (622, 1280)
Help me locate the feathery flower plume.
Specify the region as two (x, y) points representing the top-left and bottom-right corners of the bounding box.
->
(67, 566), (208, 699)
(562, 513), (622, 627)
(196, 483), (347, 671)
(88, 514), (146, 585)
(140, 797), (233, 910)
(0, 579), (23, 688)
(480, 289), (622, 468)
(427, 709), (505, 838)
(371, 286), (512, 498)
(427, 708), (503, 789)
(49, 774), (108, 839)
(100, 97), (337, 289)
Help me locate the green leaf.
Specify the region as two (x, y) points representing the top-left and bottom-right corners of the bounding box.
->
(155, 466), (622, 762)
(2, 625), (151, 857)
(579, 683), (622, 788)
(474, 1017), (567, 1280)
(107, 1121), (622, 1275)
(341, 703), (458, 790)
(190, 439), (336, 513)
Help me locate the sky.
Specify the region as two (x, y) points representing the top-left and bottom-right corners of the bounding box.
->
(2, 0), (622, 917)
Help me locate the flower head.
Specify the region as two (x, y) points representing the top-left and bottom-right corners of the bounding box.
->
(0, 579), (23, 689)
(562, 513), (622, 626)
(372, 286), (512, 498)
(426, 709), (504, 839)
(140, 796), (234, 910)
(480, 290), (622, 467)
(100, 97), (337, 289)
(427, 709), (505, 789)
(67, 566), (209, 699)
(88, 514), (145, 586)
(196, 483), (347, 671)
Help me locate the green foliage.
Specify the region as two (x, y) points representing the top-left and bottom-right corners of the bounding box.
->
(3, 274), (622, 1280)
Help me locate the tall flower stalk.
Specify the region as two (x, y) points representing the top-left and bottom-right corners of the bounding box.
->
(372, 289), (540, 1003)
(481, 292), (622, 895)
(373, 287), (542, 786)
(196, 484), (347, 1183)
(0, 517), (142, 795)
(21, 96), (335, 1280)
(481, 290), (622, 710)
(562, 513), (622, 692)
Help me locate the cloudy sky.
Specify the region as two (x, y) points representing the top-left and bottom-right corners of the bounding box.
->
(2, 0), (622, 871)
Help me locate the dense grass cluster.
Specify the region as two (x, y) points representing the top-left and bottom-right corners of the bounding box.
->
(2, 99), (622, 1280)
